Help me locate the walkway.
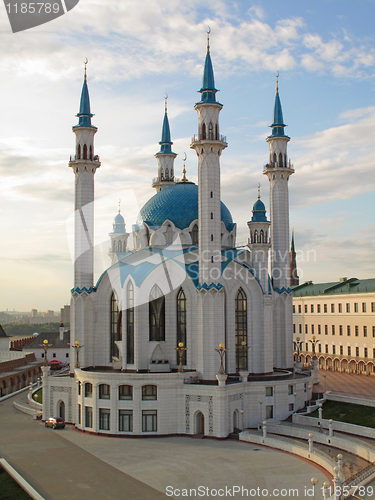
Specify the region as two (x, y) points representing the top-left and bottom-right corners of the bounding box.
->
(0, 393), (329, 500)
(313, 370), (375, 397)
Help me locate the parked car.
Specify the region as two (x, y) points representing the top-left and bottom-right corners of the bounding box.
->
(45, 417), (65, 429)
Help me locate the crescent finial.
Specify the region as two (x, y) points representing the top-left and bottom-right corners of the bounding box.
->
(206, 26), (211, 54)
(181, 152), (188, 182)
(183, 152), (187, 162)
(118, 199), (121, 214)
(84, 58), (88, 82)
(164, 93), (168, 114)
(276, 71), (279, 94)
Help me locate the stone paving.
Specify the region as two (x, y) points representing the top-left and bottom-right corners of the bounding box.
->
(0, 392), (330, 500)
(313, 370), (375, 397)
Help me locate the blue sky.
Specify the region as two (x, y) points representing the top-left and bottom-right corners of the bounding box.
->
(0, 0), (374, 311)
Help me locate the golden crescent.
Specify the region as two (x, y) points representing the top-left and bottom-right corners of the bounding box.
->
(276, 71), (279, 78)
(207, 26), (211, 34)
(183, 152), (187, 161)
(84, 57), (88, 65)
(165, 93), (168, 100)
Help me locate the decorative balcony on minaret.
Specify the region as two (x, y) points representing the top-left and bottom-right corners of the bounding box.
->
(190, 30), (227, 284)
(152, 96), (177, 193)
(68, 61), (101, 290)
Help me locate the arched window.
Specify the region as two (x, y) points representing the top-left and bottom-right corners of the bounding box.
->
(210, 191), (213, 198)
(83, 144), (88, 160)
(89, 145), (93, 160)
(201, 123), (206, 140)
(119, 385), (133, 400)
(208, 122), (213, 140)
(149, 285), (165, 341)
(142, 385), (157, 400)
(215, 124), (218, 140)
(160, 168), (164, 180)
(85, 383), (93, 397)
(177, 288), (187, 365)
(235, 288), (248, 372)
(165, 168), (169, 179)
(191, 224), (198, 245)
(260, 230), (264, 243)
(211, 212), (213, 219)
(211, 234), (214, 241)
(279, 152), (283, 167)
(254, 230), (258, 243)
(273, 152), (277, 165)
(77, 144), (81, 159)
(111, 292), (122, 360)
(126, 281), (134, 364)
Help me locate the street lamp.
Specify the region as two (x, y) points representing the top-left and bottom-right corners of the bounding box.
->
(71, 340), (84, 368)
(175, 342), (187, 373)
(215, 343), (228, 374)
(309, 335), (320, 358)
(323, 373), (327, 394)
(294, 337), (303, 362)
(40, 339), (52, 366)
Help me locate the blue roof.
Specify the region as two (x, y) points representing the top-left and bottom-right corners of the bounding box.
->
(198, 52), (218, 104)
(74, 79), (96, 129)
(156, 112), (176, 156)
(250, 198), (269, 222)
(112, 213), (126, 233)
(269, 92), (288, 138)
(139, 182), (234, 231)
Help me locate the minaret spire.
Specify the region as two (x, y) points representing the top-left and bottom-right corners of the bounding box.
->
(290, 231), (299, 286)
(152, 96), (177, 192)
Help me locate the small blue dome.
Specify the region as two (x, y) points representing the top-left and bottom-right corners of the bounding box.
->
(112, 213), (126, 234)
(139, 182), (234, 231)
(251, 198), (268, 223)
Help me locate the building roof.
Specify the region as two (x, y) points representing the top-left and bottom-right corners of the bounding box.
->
(0, 324), (8, 338)
(139, 182), (234, 231)
(26, 331), (70, 349)
(292, 278), (375, 297)
(198, 51), (218, 103)
(155, 112), (176, 156)
(250, 198), (268, 223)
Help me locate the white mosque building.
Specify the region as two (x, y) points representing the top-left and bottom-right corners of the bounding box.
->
(42, 36), (312, 437)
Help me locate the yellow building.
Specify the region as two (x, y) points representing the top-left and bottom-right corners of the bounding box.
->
(292, 278), (375, 375)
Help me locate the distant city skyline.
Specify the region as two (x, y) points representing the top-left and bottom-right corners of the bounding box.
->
(0, 1), (374, 310)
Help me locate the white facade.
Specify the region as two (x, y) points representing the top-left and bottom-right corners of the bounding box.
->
(43, 43), (312, 437)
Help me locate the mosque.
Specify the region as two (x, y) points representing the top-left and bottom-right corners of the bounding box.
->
(42, 35), (312, 437)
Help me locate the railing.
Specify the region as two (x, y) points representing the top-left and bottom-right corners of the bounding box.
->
(151, 176), (176, 184)
(263, 160), (294, 170)
(340, 462), (375, 499)
(69, 154), (100, 162)
(191, 134), (227, 143)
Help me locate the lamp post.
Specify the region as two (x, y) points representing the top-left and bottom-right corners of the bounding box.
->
(215, 343), (228, 375)
(71, 340), (84, 369)
(323, 373), (327, 394)
(310, 335), (320, 385)
(40, 339), (51, 366)
(175, 342), (187, 373)
(323, 481), (331, 500)
(309, 335), (320, 358)
(294, 336), (303, 362)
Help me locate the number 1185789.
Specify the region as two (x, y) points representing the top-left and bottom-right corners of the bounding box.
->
(5, 3), (60, 14)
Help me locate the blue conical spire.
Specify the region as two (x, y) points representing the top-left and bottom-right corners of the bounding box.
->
(269, 75), (288, 138)
(156, 97), (176, 156)
(75, 62), (95, 128)
(198, 30), (218, 104)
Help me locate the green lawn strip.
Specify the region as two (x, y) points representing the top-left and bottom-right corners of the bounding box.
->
(309, 401), (375, 428)
(0, 466), (32, 500)
(32, 388), (43, 404)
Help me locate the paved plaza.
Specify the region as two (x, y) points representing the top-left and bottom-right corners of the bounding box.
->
(0, 392), (330, 500)
(314, 370), (375, 397)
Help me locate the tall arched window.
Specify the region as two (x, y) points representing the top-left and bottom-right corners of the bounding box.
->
(149, 285), (165, 341)
(177, 288), (187, 365)
(83, 144), (88, 160)
(111, 292), (122, 360)
(127, 281), (134, 364)
(191, 224), (198, 245)
(273, 152), (277, 165)
(201, 123), (206, 140)
(279, 152), (283, 167)
(215, 124), (218, 140)
(89, 145), (93, 160)
(208, 122), (213, 140)
(235, 288), (248, 372)
(165, 168), (169, 179)
(77, 144), (81, 159)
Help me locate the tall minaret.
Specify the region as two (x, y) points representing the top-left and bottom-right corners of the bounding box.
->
(263, 75), (294, 291)
(69, 61), (101, 289)
(152, 96), (177, 193)
(190, 29), (227, 284)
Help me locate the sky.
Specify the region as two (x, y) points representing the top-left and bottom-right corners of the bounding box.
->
(0, 0), (374, 311)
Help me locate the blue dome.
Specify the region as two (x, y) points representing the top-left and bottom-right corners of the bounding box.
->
(139, 182), (234, 231)
(114, 213), (124, 224)
(112, 213), (126, 234)
(251, 198), (268, 223)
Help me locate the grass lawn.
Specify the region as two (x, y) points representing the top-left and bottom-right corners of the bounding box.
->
(32, 388), (42, 404)
(0, 466), (32, 500)
(309, 400), (375, 428)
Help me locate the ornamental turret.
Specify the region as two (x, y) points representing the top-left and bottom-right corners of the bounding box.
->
(289, 231), (299, 286)
(69, 61), (101, 290)
(109, 202), (130, 265)
(248, 186), (271, 293)
(152, 96), (177, 193)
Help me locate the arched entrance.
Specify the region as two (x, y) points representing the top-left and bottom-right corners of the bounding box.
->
(195, 411), (204, 435)
(58, 401), (65, 420)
